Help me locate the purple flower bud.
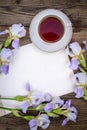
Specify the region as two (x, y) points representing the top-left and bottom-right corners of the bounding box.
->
(44, 103), (53, 112)
(69, 59), (80, 70)
(0, 30), (8, 35)
(65, 100), (71, 109)
(25, 83), (31, 92)
(62, 118), (69, 126)
(12, 39), (20, 49)
(1, 64), (9, 74)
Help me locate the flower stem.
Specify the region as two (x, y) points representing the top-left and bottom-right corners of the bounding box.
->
(0, 106), (21, 111)
(0, 97), (16, 101)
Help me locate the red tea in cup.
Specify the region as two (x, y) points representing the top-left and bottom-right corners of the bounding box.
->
(39, 17), (64, 43)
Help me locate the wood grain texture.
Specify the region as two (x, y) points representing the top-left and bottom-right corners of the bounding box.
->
(0, 0), (87, 130)
(0, 96), (87, 130)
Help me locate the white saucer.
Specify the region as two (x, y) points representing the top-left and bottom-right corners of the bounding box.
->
(29, 9), (72, 52)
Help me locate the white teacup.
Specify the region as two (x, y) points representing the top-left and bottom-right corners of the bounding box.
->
(29, 9), (72, 52)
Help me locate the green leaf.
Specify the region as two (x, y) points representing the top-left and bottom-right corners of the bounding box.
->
(84, 89), (87, 96)
(0, 58), (2, 66)
(47, 112), (59, 117)
(0, 43), (3, 51)
(4, 37), (12, 47)
(53, 108), (63, 115)
(83, 96), (87, 100)
(80, 53), (87, 68)
(14, 95), (26, 101)
(23, 115), (34, 121)
(36, 104), (45, 110)
(12, 110), (21, 117)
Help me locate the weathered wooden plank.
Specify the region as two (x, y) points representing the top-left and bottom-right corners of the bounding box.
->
(0, 0), (87, 6)
(0, 1), (87, 130)
(0, 4), (87, 27)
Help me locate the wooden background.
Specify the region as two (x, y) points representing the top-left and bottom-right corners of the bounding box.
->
(0, 0), (87, 130)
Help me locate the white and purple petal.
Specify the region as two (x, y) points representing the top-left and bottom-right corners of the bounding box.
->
(44, 103), (54, 112)
(29, 119), (38, 130)
(69, 106), (78, 115)
(69, 59), (80, 70)
(66, 46), (74, 57)
(25, 83), (31, 92)
(39, 114), (50, 129)
(53, 96), (64, 107)
(74, 87), (84, 98)
(31, 91), (42, 106)
(68, 112), (77, 122)
(12, 39), (20, 49)
(70, 42), (81, 56)
(74, 72), (87, 85)
(0, 30), (8, 35)
(22, 101), (30, 113)
(43, 93), (52, 102)
(0, 48), (14, 62)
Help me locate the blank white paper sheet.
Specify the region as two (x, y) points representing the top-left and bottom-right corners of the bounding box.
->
(0, 43), (74, 116)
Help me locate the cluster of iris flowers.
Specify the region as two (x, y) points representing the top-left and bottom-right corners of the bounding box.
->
(0, 24), (87, 130)
(0, 24), (26, 74)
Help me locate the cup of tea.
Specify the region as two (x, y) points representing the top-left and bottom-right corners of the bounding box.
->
(29, 9), (72, 52)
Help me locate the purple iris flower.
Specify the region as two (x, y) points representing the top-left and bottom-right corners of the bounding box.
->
(9, 24), (26, 38)
(0, 48), (14, 62)
(69, 59), (80, 70)
(29, 114), (50, 130)
(22, 83), (43, 113)
(62, 100), (78, 126)
(73, 72), (87, 98)
(39, 114), (50, 129)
